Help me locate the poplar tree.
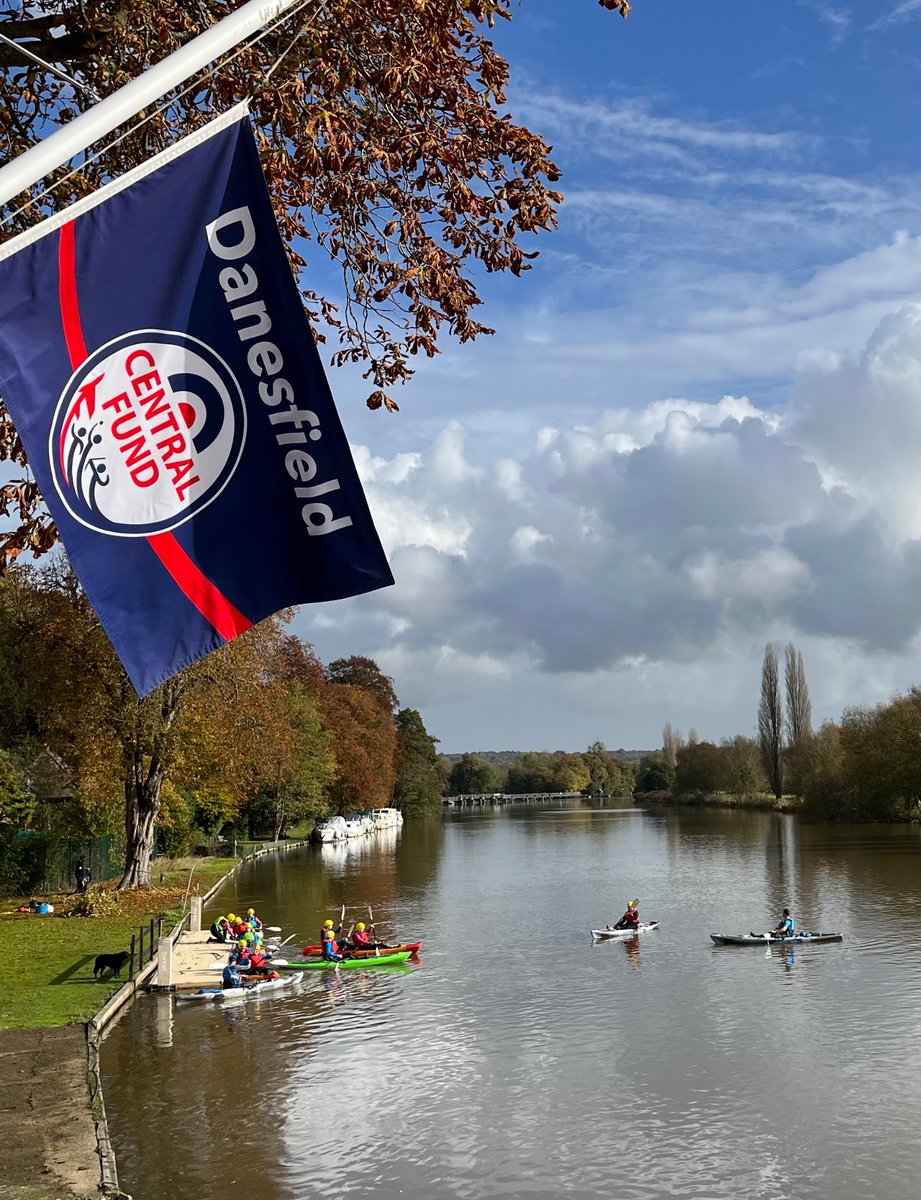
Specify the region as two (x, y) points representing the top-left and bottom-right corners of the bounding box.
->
(758, 643), (784, 800)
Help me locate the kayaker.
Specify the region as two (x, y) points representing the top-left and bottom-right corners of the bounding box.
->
(613, 899), (640, 930)
(222, 963), (253, 990)
(772, 909), (796, 938)
(351, 921), (382, 950)
(321, 919), (343, 961)
(246, 907), (263, 932)
(245, 946), (274, 976)
(230, 940), (252, 969)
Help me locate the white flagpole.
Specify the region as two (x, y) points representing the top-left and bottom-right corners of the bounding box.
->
(0, 0), (302, 209)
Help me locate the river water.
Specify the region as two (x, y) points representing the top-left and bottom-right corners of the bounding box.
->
(101, 803), (921, 1200)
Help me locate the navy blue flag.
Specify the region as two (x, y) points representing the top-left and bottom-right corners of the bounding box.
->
(0, 108), (393, 695)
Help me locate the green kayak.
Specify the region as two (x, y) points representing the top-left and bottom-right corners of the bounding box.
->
(281, 951), (412, 970)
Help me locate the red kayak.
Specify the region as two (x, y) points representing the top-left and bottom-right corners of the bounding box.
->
(302, 941), (422, 958)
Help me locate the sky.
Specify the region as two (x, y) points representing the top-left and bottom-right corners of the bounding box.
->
(288, 0), (921, 755)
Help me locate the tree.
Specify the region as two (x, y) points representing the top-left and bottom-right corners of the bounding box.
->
(326, 656), (399, 714)
(448, 753), (499, 796)
(784, 643), (813, 747)
(784, 643), (813, 797)
(0, 0), (636, 566)
(634, 753), (673, 794)
(393, 708), (443, 817)
(0, 748), (35, 827)
(322, 682), (398, 811)
(0, 561), (301, 884)
(662, 723), (683, 769)
(758, 642), (784, 800)
(719, 735), (768, 797)
(674, 741), (727, 795)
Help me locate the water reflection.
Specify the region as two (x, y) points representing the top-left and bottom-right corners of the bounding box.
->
(102, 807), (921, 1200)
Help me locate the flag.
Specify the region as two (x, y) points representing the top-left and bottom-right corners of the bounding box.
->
(0, 107), (393, 695)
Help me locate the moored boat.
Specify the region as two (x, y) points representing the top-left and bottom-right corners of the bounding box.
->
(710, 932), (843, 946)
(301, 941), (422, 957)
(311, 815), (348, 842)
(281, 950), (413, 970)
(591, 921), (660, 940)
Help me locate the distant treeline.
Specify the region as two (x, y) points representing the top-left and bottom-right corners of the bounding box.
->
(441, 744), (636, 797)
(648, 644), (921, 823)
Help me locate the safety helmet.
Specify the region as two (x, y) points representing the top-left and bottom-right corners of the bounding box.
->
(356, 922), (366, 932)
(324, 919), (334, 928)
(237, 940), (247, 949)
(227, 913), (236, 922)
(247, 908), (255, 915)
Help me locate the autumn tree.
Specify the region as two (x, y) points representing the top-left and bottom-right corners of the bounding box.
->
(326, 655), (398, 714)
(662, 723), (684, 769)
(758, 642), (784, 800)
(322, 681), (398, 810)
(0, 561), (301, 884)
(0, 0), (636, 565)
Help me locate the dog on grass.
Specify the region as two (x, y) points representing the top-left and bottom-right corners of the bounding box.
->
(93, 951), (130, 979)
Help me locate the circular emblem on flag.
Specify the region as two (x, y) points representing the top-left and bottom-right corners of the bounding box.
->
(49, 330), (246, 536)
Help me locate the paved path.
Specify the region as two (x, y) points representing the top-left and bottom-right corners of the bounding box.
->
(0, 1027), (103, 1200)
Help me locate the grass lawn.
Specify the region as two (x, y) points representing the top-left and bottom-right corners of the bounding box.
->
(0, 856), (237, 1030)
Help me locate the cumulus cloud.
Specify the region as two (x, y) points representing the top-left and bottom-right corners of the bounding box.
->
(296, 306), (921, 742)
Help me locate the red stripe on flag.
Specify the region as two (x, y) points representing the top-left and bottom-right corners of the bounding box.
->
(147, 532), (252, 641)
(57, 221), (253, 646)
(58, 221), (88, 364)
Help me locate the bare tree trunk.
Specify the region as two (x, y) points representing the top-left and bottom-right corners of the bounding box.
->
(758, 643), (784, 800)
(663, 723), (683, 769)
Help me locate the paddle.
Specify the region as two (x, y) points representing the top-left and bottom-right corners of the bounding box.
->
(265, 925), (282, 933)
(367, 904), (380, 956)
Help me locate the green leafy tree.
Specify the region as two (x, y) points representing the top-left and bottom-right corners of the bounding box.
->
(674, 741), (727, 795)
(719, 735), (768, 797)
(448, 753), (499, 796)
(0, 747), (35, 827)
(393, 708), (443, 817)
(634, 753), (674, 794)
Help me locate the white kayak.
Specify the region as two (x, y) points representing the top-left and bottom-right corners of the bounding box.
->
(177, 975), (295, 1003)
(591, 921), (660, 940)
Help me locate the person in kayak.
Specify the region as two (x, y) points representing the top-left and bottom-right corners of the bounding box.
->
(222, 963), (255, 990)
(613, 899), (640, 930)
(772, 909), (795, 938)
(351, 922), (389, 950)
(230, 940), (252, 970)
(321, 919), (344, 961)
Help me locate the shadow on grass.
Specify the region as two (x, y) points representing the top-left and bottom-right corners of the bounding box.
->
(48, 956), (99, 985)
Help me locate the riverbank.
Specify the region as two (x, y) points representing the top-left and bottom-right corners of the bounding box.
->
(0, 854), (241, 1198)
(637, 789), (802, 813)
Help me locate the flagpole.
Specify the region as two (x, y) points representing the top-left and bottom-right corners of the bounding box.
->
(0, 0), (302, 209)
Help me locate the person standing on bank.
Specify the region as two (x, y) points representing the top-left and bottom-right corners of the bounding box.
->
(75, 858), (91, 894)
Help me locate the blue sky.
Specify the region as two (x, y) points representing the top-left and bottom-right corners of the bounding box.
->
(290, 0), (921, 754)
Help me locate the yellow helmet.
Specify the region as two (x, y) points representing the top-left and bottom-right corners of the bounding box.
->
(247, 908), (255, 915)
(323, 919), (334, 928)
(237, 940), (247, 949)
(227, 913), (236, 922)
(356, 922), (366, 932)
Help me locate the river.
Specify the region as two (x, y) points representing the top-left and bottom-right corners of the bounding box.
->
(100, 803), (921, 1200)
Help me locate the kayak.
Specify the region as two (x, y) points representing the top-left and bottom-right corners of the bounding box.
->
(281, 951), (413, 970)
(177, 974), (295, 1003)
(591, 921), (660, 940)
(710, 932), (844, 946)
(301, 941), (422, 957)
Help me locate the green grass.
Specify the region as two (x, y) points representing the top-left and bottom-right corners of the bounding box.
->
(0, 856), (238, 1030)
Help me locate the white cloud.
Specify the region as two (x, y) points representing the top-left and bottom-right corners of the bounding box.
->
(298, 306), (921, 748)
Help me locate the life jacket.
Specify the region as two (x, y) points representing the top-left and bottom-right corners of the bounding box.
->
(249, 950), (268, 969)
(321, 931), (340, 959)
(222, 966), (243, 989)
(353, 930), (373, 947)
